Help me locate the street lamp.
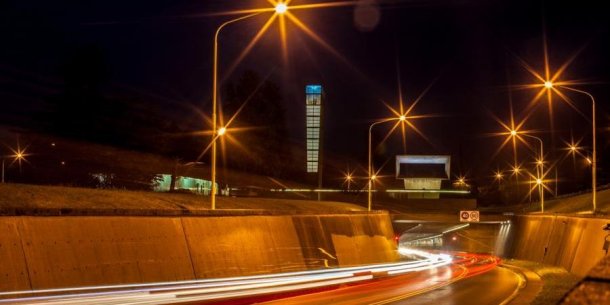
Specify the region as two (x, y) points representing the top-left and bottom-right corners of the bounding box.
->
(511, 130), (545, 212)
(368, 115), (407, 211)
(210, 12), (263, 210)
(209, 1), (300, 209)
(2, 149), (27, 184)
(345, 174), (353, 191)
(558, 86), (597, 213)
(275, 3), (288, 14)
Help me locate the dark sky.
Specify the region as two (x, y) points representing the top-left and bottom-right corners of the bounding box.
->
(1, 0), (609, 184)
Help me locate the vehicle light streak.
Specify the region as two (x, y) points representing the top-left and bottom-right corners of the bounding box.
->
(1, 251), (455, 305)
(0, 252), (506, 305)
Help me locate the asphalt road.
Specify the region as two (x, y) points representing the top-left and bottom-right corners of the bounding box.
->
(0, 253), (514, 305)
(387, 266), (521, 305)
(258, 254), (510, 305)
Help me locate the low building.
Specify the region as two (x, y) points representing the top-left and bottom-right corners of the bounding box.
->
(395, 155), (451, 199)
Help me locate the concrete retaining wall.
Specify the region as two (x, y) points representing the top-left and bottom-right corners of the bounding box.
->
(0, 213), (398, 291)
(507, 215), (610, 276)
(0, 218), (30, 291)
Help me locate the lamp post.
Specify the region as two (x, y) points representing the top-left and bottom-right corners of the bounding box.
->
(368, 115), (406, 211)
(557, 86), (597, 213)
(345, 174), (352, 192)
(210, 3), (291, 210)
(1, 151), (25, 184)
(519, 133), (545, 212)
(210, 13), (262, 210)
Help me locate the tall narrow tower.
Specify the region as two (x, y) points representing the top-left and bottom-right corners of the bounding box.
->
(305, 85), (324, 197)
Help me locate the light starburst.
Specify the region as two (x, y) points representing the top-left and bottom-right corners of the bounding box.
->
(211, 0), (359, 78)
(512, 37), (592, 131)
(5, 141), (31, 171)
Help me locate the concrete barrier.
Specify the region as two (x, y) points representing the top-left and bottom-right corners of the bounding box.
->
(182, 216), (306, 278)
(507, 215), (610, 276)
(0, 217), (30, 291)
(17, 216), (195, 289)
(0, 212), (398, 291)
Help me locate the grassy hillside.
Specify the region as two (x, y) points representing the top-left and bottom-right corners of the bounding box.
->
(0, 183), (366, 215)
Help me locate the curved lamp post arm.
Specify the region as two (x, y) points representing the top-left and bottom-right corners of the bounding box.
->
(210, 12), (261, 210)
(560, 86), (596, 213)
(367, 118), (401, 211)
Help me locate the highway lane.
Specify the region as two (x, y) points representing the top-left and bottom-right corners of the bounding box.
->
(257, 253), (503, 305)
(0, 252), (506, 305)
(387, 266), (522, 305)
(0, 252), (453, 305)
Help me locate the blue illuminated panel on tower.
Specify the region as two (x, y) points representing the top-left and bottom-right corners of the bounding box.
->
(305, 85), (322, 173)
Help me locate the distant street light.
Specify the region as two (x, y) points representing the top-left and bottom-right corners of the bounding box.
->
(564, 141), (593, 167)
(2, 146), (28, 183)
(456, 176), (466, 186)
(217, 127), (227, 136)
(512, 131), (545, 212)
(368, 115), (407, 211)
(569, 144), (577, 152)
(345, 174), (353, 191)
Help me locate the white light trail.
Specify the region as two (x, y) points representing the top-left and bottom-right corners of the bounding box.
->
(0, 250), (454, 305)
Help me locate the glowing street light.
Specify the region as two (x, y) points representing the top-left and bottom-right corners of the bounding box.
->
(344, 174), (353, 191)
(2, 145), (29, 184)
(368, 114), (407, 211)
(210, 12), (262, 210)
(511, 130), (545, 212)
(208, 1), (354, 209)
(560, 86), (597, 213)
(565, 141), (593, 166)
(515, 46), (597, 212)
(217, 127), (227, 136)
(511, 165), (521, 175)
(569, 144), (577, 152)
(275, 3), (288, 14)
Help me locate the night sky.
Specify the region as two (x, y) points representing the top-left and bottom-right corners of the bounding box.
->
(1, 0), (609, 186)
